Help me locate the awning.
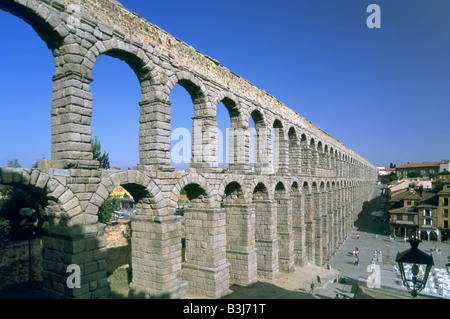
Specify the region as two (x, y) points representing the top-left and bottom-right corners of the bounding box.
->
(110, 186), (134, 201)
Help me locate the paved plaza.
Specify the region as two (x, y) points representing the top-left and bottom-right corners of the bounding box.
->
(327, 230), (450, 299)
(326, 184), (450, 299)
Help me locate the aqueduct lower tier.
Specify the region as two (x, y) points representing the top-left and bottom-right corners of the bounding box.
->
(0, 167), (375, 298)
(0, 0), (378, 298)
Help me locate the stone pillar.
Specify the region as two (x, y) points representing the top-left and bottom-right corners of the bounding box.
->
(254, 128), (271, 174)
(310, 145), (319, 175)
(289, 139), (302, 175)
(137, 98), (172, 171)
(304, 192), (315, 263)
(292, 193), (307, 266)
(182, 207), (230, 298)
(129, 215), (187, 299)
(338, 186), (345, 243)
(224, 203), (257, 286)
(276, 139), (290, 174)
(42, 224), (107, 299)
(254, 199), (279, 279)
(314, 191), (324, 266)
(50, 69), (98, 170)
(276, 197), (295, 272)
(321, 191), (329, 261)
(301, 144), (311, 176)
(228, 126), (250, 172)
(191, 116), (218, 171)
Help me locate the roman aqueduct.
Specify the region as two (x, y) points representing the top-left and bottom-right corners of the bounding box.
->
(0, 0), (377, 298)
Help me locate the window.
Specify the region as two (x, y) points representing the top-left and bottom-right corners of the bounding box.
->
(408, 215), (414, 222)
(444, 198), (449, 206)
(397, 214), (402, 221)
(444, 209), (449, 218)
(445, 221), (449, 229)
(424, 218), (432, 226)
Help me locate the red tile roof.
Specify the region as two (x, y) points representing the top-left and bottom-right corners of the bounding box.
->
(397, 162), (440, 169)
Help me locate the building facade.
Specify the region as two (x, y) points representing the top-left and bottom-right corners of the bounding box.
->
(388, 176), (450, 242)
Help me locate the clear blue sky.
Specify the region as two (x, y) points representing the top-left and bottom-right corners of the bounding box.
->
(1, 0), (449, 170)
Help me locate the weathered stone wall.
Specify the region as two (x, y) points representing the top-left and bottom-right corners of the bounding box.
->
(0, 0), (379, 299)
(105, 220), (131, 274)
(0, 239), (43, 290)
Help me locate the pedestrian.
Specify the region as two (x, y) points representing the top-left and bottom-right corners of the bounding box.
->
(309, 281), (315, 294)
(354, 255), (359, 266)
(378, 251), (382, 262)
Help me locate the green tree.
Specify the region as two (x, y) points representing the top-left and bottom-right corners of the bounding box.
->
(7, 159), (21, 168)
(91, 136), (110, 169)
(98, 196), (121, 223)
(408, 171), (422, 178)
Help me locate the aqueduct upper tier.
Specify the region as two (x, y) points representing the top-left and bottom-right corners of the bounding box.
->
(0, 0), (377, 298)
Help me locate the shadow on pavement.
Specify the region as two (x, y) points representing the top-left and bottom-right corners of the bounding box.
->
(222, 282), (315, 299)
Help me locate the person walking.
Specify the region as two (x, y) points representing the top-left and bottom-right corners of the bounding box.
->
(309, 281), (315, 294)
(354, 255), (359, 266)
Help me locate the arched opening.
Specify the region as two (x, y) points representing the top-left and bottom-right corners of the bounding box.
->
(0, 179), (50, 297)
(222, 181), (256, 285)
(100, 182), (152, 299)
(0, 10), (54, 168)
(216, 98), (240, 170)
(249, 110), (266, 171)
(169, 77), (210, 170)
(90, 53), (141, 170)
(301, 134), (310, 174)
(176, 182), (208, 268)
(170, 84), (195, 170)
(274, 181), (294, 272)
(252, 182), (277, 278)
(288, 127), (301, 173)
(271, 120), (284, 173)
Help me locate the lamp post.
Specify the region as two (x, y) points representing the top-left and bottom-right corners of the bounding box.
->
(395, 237), (434, 297)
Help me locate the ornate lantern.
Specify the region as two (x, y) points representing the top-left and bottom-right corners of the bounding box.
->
(395, 238), (434, 297)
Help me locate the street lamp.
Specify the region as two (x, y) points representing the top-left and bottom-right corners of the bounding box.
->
(395, 237), (434, 297)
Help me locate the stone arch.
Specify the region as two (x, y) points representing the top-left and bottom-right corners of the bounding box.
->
(213, 92), (245, 169)
(216, 174), (248, 204)
(0, 167), (81, 227)
(274, 177), (290, 197)
(0, 0), (67, 50)
(94, 170), (165, 217)
(248, 107), (270, 172)
(164, 70), (209, 110)
(288, 126), (301, 172)
(84, 38), (159, 85)
(82, 40), (163, 169)
(248, 175), (273, 201)
(171, 172), (214, 208)
(212, 91), (242, 121)
(165, 71), (215, 169)
(272, 119), (287, 173)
